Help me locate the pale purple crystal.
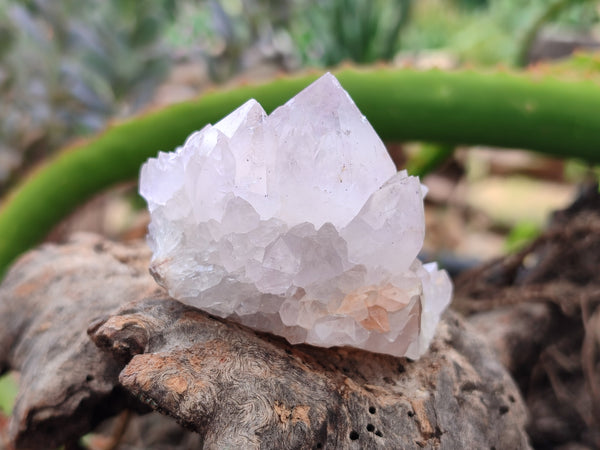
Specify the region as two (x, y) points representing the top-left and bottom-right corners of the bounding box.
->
(139, 73), (452, 358)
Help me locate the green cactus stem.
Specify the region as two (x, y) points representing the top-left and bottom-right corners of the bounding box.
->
(1, 67), (600, 277)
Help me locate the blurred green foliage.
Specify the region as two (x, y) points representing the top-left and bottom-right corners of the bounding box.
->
(1, 0), (599, 187)
(403, 0), (599, 66)
(290, 0), (413, 66)
(165, 0), (297, 80)
(505, 221), (543, 253)
(0, 0), (177, 183)
(0, 373), (17, 415)
(167, 0), (600, 72)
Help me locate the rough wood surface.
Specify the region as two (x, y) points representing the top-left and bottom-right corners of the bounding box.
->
(91, 298), (530, 449)
(0, 234), (161, 449)
(454, 183), (600, 449)
(0, 233), (530, 449)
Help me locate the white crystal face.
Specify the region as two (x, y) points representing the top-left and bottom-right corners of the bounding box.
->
(139, 73), (452, 359)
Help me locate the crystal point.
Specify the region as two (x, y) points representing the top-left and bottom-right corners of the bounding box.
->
(140, 73), (452, 358)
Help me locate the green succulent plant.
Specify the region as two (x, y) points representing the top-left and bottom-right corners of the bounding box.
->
(0, 0), (177, 184)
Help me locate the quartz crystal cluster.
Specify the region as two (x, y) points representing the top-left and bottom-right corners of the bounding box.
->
(140, 73), (452, 358)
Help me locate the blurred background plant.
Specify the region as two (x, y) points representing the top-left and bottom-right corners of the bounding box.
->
(402, 0), (599, 66)
(0, 0), (177, 185)
(1, 0), (599, 189)
(0, 373), (16, 415)
(1, 0), (599, 271)
(289, 0), (413, 66)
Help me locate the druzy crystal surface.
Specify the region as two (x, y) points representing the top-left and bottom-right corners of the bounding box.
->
(139, 73), (452, 358)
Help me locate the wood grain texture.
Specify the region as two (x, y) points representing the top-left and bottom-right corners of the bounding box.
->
(0, 234), (530, 449)
(91, 298), (530, 449)
(0, 233), (160, 449)
(454, 183), (600, 449)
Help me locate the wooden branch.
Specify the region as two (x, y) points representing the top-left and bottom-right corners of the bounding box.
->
(0, 234), (530, 449)
(454, 183), (600, 448)
(90, 297), (530, 449)
(0, 234), (160, 449)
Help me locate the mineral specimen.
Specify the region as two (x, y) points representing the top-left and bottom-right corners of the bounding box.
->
(139, 73), (452, 358)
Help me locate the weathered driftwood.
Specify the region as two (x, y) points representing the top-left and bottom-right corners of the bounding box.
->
(0, 234), (161, 449)
(91, 298), (529, 449)
(454, 183), (600, 449)
(0, 233), (530, 449)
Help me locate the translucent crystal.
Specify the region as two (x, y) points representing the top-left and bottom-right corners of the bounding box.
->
(139, 73), (452, 359)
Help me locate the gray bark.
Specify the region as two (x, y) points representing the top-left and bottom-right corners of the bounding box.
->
(0, 233), (530, 449)
(454, 183), (600, 449)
